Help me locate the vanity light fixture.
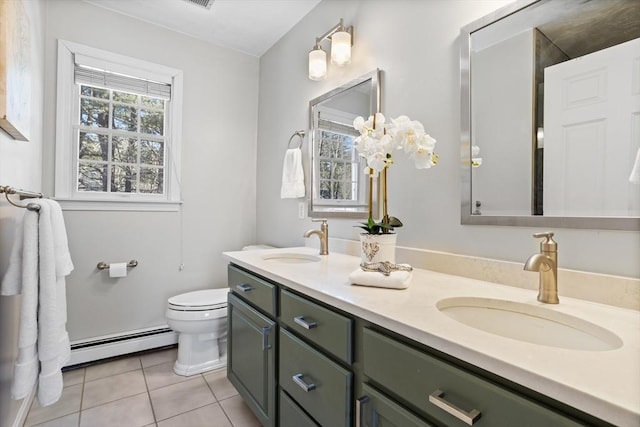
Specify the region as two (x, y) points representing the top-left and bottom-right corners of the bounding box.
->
(308, 18), (353, 81)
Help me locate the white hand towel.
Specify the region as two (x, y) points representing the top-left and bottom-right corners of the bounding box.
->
(1, 199), (73, 406)
(35, 200), (73, 406)
(629, 147), (640, 184)
(1, 214), (25, 296)
(349, 267), (412, 290)
(281, 148), (305, 198)
(5, 203), (40, 400)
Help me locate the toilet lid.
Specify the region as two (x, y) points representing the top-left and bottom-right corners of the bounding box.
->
(168, 288), (229, 311)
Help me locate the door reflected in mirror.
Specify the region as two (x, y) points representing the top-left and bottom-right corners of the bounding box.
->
(309, 69), (380, 218)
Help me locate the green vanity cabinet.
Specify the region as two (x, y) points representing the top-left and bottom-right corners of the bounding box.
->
(362, 328), (584, 427)
(227, 263), (610, 427)
(227, 292), (277, 427)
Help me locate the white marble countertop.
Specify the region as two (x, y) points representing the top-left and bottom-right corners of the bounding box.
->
(222, 247), (640, 427)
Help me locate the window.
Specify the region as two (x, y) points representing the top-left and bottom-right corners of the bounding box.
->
(317, 126), (359, 202)
(312, 107), (367, 211)
(55, 40), (183, 210)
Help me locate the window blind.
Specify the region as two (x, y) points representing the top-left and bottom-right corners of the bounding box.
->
(317, 118), (358, 136)
(74, 64), (172, 100)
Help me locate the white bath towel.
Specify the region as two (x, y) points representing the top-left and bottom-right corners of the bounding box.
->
(280, 148), (305, 198)
(0, 199), (74, 407)
(349, 267), (412, 290)
(629, 147), (640, 184)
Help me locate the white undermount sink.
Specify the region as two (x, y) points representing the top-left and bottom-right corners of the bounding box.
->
(437, 297), (623, 351)
(261, 253), (321, 264)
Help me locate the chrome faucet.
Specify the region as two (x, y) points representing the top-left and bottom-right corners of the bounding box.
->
(524, 232), (559, 304)
(304, 219), (328, 255)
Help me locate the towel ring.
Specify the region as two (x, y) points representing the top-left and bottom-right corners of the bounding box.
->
(288, 130), (305, 149)
(1, 185), (43, 209)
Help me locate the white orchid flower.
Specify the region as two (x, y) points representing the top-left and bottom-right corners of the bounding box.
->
(390, 116), (426, 153)
(354, 113), (437, 171)
(367, 151), (388, 173)
(353, 116), (366, 134)
(410, 148), (438, 169)
(355, 134), (380, 159)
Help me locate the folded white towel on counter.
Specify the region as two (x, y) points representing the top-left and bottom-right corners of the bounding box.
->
(0, 199), (74, 407)
(349, 266), (412, 290)
(629, 147), (640, 184)
(281, 148), (305, 198)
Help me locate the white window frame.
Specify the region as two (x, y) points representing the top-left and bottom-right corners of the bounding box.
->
(55, 39), (183, 211)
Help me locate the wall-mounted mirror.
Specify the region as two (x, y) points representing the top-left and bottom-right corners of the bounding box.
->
(461, 0), (640, 231)
(308, 69), (381, 218)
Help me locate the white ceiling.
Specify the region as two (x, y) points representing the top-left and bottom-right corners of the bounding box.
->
(83, 0), (322, 57)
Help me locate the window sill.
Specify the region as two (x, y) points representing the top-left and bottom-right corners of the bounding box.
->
(55, 198), (182, 212)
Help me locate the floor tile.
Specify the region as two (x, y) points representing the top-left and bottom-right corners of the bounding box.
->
(62, 368), (85, 387)
(25, 384), (82, 426)
(140, 347), (177, 368)
(79, 393), (154, 427)
(30, 412), (79, 427)
(156, 403), (232, 427)
(149, 376), (216, 421)
(219, 395), (261, 427)
(143, 361), (189, 391)
(85, 356), (142, 382)
(82, 369), (147, 409)
(203, 369), (238, 401)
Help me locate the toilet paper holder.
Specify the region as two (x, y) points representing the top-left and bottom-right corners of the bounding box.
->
(96, 260), (139, 270)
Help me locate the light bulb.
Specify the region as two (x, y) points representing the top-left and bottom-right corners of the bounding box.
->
(308, 46), (327, 81)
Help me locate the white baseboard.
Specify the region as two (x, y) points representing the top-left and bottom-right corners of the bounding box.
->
(66, 327), (178, 367)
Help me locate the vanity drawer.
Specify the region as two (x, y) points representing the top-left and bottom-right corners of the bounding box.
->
(279, 329), (352, 427)
(279, 389), (319, 427)
(363, 328), (582, 427)
(358, 383), (434, 427)
(280, 289), (353, 364)
(228, 265), (277, 317)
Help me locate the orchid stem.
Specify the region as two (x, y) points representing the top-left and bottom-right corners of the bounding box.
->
(368, 168), (373, 220)
(382, 166), (389, 227)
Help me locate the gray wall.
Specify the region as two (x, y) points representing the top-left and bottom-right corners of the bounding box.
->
(471, 30), (533, 215)
(42, 1), (260, 341)
(0, 0), (46, 424)
(256, 0), (640, 278)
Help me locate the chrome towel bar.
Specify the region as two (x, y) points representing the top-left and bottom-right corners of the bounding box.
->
(96, 260), (139, 270)
(0, 185), (44, 211)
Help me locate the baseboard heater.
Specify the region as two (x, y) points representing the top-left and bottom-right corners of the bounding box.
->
(66, 326), (177, 367)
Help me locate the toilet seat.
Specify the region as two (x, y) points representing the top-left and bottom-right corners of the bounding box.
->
(168, 288), (229, 311)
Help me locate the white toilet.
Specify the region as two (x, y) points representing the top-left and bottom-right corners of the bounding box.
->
(165, 288), (229, 376)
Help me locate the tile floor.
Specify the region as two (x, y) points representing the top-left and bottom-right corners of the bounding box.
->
(24, 346), (261, 427)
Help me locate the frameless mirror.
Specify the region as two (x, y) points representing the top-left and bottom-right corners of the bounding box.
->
(461, 0), (640, 230)
(308, 69), (381, 218)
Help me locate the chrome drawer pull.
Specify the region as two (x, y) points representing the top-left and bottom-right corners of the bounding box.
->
(429, 389), (481, 425)
(236, 283), (253, 292)
(261, 325), (272, 350)
(292, 373), (316, 392)
(294, 315), (317, 330)
(355, 396), (369, 427)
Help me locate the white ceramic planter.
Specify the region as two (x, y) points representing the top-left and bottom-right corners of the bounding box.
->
(360, 233), (397, 264)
